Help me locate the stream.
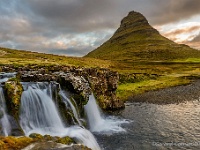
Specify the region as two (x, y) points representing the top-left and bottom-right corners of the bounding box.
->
(96, 101), (200, 150)
(1, 72), (200, 150)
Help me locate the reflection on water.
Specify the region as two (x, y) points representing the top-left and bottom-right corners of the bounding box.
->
(96, 101), (200, 150)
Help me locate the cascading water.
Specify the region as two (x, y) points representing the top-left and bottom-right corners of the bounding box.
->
(59, 90), (83, 126)
(84, 94), (129, 133)
(20, 83), (100, 150)
(20, 85), (65, 135)
(0, 87), (11, 136)
(0, 72), (16, 136)
(0, 72), (16, 83)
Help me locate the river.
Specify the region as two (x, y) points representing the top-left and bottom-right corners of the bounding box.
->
(96, 100), (200, 150)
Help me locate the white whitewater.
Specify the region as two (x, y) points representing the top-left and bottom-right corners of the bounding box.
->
(20, 83), (100, 150)
(59, 90), (82, 126)
(0, 87), (11, 136)
(84, 94), (129, 133)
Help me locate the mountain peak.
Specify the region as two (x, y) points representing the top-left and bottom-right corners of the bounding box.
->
(121, 11), (149, 26)
(85, 11), (200, 61)
(111, 11), (159, 41)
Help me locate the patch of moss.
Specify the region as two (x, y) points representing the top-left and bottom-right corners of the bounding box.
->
(55, 136), (74, 145)
(4, 78), (23, 120)
(0, 136), (33, 150)
(29, 133), (43, 139)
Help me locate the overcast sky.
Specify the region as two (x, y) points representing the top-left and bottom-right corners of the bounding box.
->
(0, 0), (200, 56)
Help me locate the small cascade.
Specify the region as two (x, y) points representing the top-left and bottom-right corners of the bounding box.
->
(0, 72), (16, 83)
(59, 90), (82, 126)
(20, 83), (100, 150)
(0, 87), (11, 136)
(0, 72), (16, 136)
(20, 85), (65, 135)
(84, 94), (129, 133)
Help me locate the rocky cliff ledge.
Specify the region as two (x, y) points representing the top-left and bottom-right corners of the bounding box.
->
(0, 65), (125, 110)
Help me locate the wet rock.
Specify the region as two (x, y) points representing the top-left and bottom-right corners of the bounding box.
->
(58, 73), (91, 99)
(4, 79), (23, 120)
(1, 65), (125, 110)
(8, 115), (24, 136)
(86, 69), (125, 110)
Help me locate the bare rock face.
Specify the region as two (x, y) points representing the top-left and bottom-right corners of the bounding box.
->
(84, 68), (125, 110)
(57, 72), (91, 100)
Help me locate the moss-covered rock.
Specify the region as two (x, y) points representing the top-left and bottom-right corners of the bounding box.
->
(29, 133), (43, 139)
(4, 78), (23, 120)
(0, 136), (33, 150)
(0, 135), (78, 150)
(55, 136), (74, 145)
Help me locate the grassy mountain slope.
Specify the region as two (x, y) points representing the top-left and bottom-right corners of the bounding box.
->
(85, 11), (200, 61)
(85, 11), (200, 101)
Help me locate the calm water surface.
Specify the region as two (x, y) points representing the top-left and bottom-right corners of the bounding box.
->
(96, 100), (200, 150)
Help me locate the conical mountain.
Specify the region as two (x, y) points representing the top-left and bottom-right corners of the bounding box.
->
(85, 11), (200, 61)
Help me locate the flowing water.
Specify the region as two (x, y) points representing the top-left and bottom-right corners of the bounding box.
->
(20, 82), (100, 150)
(59, 90), (83, 126)
(84, 94), (129, 133)
(96, 101), (200, 150)
(0, 72), (16, 136)
(0, 87), (11, 136)
(0, 72), (16, 83)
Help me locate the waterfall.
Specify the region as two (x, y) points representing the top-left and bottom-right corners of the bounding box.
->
(84, 94), (129, 133)
(0, 72), (16, 83)
(0, 72), (15, 136)
(59, 90), (83, 126)
(0, 87), (11, 136)
(20, 83), (100, 150)
(20, 85), (65, 135)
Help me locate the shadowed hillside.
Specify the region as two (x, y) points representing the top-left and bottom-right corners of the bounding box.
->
(85, 11), (200, 61)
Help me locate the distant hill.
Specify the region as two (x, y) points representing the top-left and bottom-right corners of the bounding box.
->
(85, 11), (200, 61)
(0, 47), (112, 68)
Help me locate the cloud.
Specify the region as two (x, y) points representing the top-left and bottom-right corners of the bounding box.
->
(1, 0), (200, 56)
(148, 0), (200, 25)
(164, 26), (200, 37)
(191, 32), (200, 42)
(185, 33), (200, 50)
(161, 24), (200, 43)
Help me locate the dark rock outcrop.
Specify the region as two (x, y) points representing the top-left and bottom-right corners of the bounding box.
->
(0, 65), (124, 110)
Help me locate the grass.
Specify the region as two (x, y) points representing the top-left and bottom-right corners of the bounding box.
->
(0, 47), (113, 68)
(1, 45), (200, 103)
(116, 76), (191, 100)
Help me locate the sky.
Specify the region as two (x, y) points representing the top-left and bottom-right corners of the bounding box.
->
(0, 0), (200, 56)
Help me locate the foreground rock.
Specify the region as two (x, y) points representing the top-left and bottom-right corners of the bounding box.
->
(0, 134), (91, 150)
(22, 142), (91, 150)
